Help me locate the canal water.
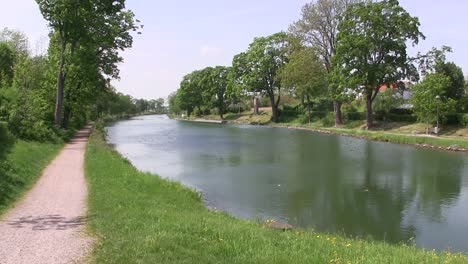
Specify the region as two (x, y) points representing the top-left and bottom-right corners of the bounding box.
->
(106, 115), (468, 252)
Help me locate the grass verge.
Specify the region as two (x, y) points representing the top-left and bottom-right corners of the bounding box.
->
(85, 127), (467, 263)
(0, 140), (62, 215)
(178, 112), (468, 150)
(276, 123), (468, 150)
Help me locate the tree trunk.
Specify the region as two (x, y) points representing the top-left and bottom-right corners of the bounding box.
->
(63, 106), (71, 129)
(270, 100), (280, 122)
(333, 101), (343, 127)
(366, 96), (373, 129)
(54, 40), (66, 126)
(219, 106), (224, 120)
(306, 95), (311, 124)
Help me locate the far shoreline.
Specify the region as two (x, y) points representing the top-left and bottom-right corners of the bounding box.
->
(171, 115), (468, 154)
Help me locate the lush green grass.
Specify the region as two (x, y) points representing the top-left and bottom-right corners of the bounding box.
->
(85, 128), (468, 263)
(275, 122), (468, 150)
(0, 140), (62, 215)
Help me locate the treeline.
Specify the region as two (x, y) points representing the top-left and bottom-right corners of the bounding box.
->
(170, 0), (468, 129)
(0, 0), (157, 142)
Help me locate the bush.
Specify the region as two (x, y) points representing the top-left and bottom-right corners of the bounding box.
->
(463, 114), (468, 127)
(0, 122), (15, 188)
(375, 114), (417, 123)
(0, 122), (15, 159)
(321, 112), (336, 127)
(346, 112), (367, 121)
(226, 104), (245, 113)
(445, 113), (468, 126)
(260, 97), (271, 107)
(389, 108), (413, 115)
(312, 98), (334, 111)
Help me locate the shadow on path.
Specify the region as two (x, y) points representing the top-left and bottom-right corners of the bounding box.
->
(4, 214), (92, 231)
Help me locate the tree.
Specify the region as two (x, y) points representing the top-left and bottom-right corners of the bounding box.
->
(373, 88), (402, 121)
(435, 62), (465, 101)
(289, 0), (360, 127)
(280, 46), (327, 122)
(411, 73), (456, 129)
(232, 32), (289, 122)
(333, 0), (423, 129)
(177, 71), (204, 116)
(0, 42), (15, 86)
(36, 0), (138, 126)
(168, 92), (181, 115)
(155, 98), (165, 113)
(206, 66), (231, 119)
(0, 28), (30, 57)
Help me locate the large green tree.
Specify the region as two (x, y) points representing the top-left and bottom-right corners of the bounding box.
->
(280, 46), (327, 122)
(176, 71), (204, 116)
(333, 0), (423, 128)
(435, 62), (465, 101)
(411, 73), (456, 129)
(36, 0), (138, 126)
(205, 66), (231, 119)
(232, 32), (289, 122)
(289, 0), (360, 126)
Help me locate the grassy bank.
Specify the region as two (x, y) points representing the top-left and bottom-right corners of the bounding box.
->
(84, 127), (467, 263)
(0, 140), (62, 215)
(182, 111), (468, 151)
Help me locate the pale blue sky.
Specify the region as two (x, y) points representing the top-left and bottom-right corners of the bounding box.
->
(1, 0), (467, 99)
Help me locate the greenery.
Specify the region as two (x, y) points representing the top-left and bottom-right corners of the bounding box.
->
(332, 0), (423, 129)
(170, 0), (467, 131)
(85, 126), (468, 264)
(289, 0), (359, 127)
(412, 73), (457, 126)
(0, 137), (61, 215)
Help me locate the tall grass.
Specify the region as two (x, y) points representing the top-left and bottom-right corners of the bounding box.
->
(0, 140), (62, 215)
(84, 128), (468, 263)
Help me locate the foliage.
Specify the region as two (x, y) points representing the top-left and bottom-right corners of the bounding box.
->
(232, 32), (290, 122)
(373, 89), (403, 121)
(435, 62), (465, 101)
(176, 71), (204, 116)
(281, 46), (327, 122)
(333, 0), (424, 128)
(0, 139), (61, 215)
(6, 56), (58, 141)
(0, 42), (15, 85)
(0, 28), (30, 57)
(411, 73), (457, 126)
(289, 0), (360, 126)
(36, 0), (139, 126)
(414, 46), (452, 77)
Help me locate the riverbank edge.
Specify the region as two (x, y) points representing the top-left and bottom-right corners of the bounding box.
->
(83, 121), (467, 263)
(173, 116), (468, 153)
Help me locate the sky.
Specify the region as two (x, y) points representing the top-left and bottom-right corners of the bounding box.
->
(1, 0), (467, 100)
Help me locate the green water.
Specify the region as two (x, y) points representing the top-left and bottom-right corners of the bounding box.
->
(107, 115), (468, 252)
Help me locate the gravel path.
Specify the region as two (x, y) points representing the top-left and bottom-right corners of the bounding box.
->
(0, 126), (93, 264)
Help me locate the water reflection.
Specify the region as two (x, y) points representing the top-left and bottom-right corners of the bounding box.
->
(107, 115), (468, 252)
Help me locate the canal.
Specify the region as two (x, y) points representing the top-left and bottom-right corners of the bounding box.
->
(107, 115), (468, 252)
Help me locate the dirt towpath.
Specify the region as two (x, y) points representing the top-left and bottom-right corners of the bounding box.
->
(0, 126), (93, 264)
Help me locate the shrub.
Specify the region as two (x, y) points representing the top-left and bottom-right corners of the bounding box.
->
(346, 112), (367, 121)
(321, 112), (336, 127)
(0, 122), (15, 159)
(463, 114), (468, 127)
(226, 104), (245, 113)
(312, 97), (334, 111)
